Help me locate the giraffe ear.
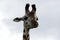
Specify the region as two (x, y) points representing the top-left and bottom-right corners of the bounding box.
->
(13, 17), (22, 22)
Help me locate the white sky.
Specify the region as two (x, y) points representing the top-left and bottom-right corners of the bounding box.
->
(0, 0), (60, 40)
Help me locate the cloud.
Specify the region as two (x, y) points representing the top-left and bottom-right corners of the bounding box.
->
(0, 22), (22, 40)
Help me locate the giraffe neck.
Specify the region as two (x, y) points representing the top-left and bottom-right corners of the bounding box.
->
(23, 27), (30, 40)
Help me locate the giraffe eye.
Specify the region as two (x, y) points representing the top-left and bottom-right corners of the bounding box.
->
(36, 18), (38, 20)
(24, 16), (28, 20)
(23, 29), (25, 32)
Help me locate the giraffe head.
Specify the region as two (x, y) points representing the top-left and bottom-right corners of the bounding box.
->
(13, 3), (38, 29)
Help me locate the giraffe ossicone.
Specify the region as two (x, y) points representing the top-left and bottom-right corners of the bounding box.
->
(13, 3), (38, 40)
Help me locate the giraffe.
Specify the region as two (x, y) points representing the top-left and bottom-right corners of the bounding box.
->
(13, 3), (38, 40)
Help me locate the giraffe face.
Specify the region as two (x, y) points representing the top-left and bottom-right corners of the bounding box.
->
(23, 15), (38, 29)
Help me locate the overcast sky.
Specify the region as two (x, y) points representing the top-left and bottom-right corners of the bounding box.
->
(0, 0), (60, 40)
